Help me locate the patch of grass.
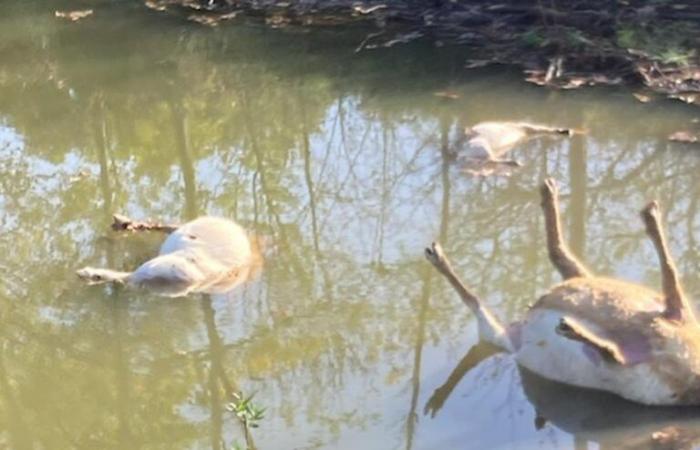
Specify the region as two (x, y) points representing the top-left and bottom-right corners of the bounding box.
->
(616, 23), (696, 66)
(521, 28), (545, 47)
(659, 48), (696, 65)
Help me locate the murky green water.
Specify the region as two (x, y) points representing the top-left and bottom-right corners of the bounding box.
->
(2, 2), (700, 449)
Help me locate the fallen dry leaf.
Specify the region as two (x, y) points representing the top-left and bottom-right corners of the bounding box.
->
(265, 14), (290, 27)
(524, 69), (622, 90)
(188, 12), (238, 26)
(55, 9), (93, 21)
(433, 91), (460, 100)
(669, 130), (700, 144)
(183, 1), (204, 10)
(633, 92), (652, 103)
(353, 4), (387, 15)
(670, 92), (700, 105)
(367, 31), (423, 49)
(560, 78), (588, 89)
(145, 1), (167, 11)
(464, 60), (492, 69)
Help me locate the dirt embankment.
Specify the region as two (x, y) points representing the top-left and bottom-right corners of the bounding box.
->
(147, 1), (700, 105)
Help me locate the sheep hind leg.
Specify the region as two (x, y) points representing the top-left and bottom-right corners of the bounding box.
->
(540, 178), (591, 280)
(76, 267), (131, 285)
(640, 201), (695, 322)
(111, 214), (179, 233)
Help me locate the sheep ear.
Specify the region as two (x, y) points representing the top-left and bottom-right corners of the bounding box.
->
(556, 317), (627, 365)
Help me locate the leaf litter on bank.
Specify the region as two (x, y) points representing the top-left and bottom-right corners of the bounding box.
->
(142, 0), (700, 103)
(55, 10), (93, 21)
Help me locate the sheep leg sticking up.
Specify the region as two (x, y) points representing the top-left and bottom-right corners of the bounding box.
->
(425, 242), (511, 350)
(540, 178), (591, 280)
(76, 216), (179, 286)
(111, 214), (179, 233)
(640, 201), (695, 323)
(76, 267), (131, 285)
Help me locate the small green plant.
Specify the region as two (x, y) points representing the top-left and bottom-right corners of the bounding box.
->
(521, 28), (545, 48)
(616, 24), (696, 66)
(227, 391), (266, 450)
(226, 392), (266, 429)
(659, 48), (695, 66)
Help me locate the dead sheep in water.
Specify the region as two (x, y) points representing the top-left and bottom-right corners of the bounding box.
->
(77, 216), (258, 297)
(426, 178), (700, 405)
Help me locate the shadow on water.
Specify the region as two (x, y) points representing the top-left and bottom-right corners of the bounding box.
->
(95, 96), (137, 449)
(404, 116), (454, 450)
(173, 102), (258, 450)
(427, 346), (700, 450)
(520, 368), (700, 450)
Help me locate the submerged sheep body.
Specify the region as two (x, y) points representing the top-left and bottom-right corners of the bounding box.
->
(426, 179), (700, 405)
(77, 216), (254, 297)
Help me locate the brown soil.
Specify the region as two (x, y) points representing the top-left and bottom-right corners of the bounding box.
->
(146, 0), (700, 103)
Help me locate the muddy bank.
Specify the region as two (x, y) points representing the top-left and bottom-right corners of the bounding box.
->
(144, 1), (700, 103)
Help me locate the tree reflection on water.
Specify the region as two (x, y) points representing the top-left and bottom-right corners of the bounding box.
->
(1, 2), (700, 449)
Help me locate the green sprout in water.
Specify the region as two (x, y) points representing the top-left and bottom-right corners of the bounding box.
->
(227, 392), (266, 450)
(227, 392), (266, 428)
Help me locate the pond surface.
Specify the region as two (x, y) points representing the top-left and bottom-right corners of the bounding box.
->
(2, 2), (700, 449)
